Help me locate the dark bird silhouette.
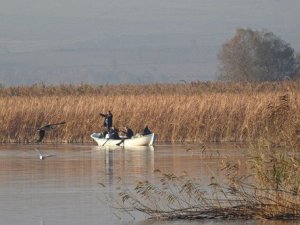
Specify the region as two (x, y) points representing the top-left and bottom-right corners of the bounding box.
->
(36, 122), (66, 143)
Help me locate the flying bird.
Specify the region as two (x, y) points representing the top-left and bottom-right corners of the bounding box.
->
(35, 148), (56, 160)
(36, 121), (66, 143)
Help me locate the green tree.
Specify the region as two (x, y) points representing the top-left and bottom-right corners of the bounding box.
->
(217, 28), (299, 82)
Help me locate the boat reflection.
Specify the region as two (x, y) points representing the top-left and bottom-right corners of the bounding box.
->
(98, 146), (155, 187)
(94, 145), (154, 151)
(105, 149), (114, 186)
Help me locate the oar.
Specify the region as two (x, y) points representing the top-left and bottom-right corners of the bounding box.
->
(116, 139), (124, 146)
(102, 137), (111, 146)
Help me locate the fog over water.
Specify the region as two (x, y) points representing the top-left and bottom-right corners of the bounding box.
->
(0, 0), (299, 85)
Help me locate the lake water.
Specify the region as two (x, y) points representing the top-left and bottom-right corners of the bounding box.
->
(0, 144), (298, 225)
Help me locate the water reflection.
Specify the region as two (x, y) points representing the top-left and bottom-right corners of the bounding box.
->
(99, 146), (155, 187)
(105, 149), (114, 186)
(0, 144), (294, 225)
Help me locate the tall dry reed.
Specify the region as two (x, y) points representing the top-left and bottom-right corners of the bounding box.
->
(0, 81), (299, 97)
(1, 81), (300, 144)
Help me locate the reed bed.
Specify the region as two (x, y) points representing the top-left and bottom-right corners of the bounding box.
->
(117, 169), (300, 220)
(1, 81), (300, 144)
(117, 147), (300, 220)
(1, 81), (300, 97)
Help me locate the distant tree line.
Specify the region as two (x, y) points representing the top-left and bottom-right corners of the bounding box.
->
(217, 28), (300, 82)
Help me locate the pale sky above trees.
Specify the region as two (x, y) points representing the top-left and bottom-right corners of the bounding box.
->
(1, 0), (300, 85)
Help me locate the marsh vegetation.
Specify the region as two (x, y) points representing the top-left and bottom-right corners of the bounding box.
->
(117, 146), (300, 220)
(1, 81), (300, 145)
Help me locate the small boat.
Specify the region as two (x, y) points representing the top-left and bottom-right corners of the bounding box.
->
(90, 133), (157, 147)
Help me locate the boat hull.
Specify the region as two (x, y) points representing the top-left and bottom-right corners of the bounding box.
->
(90, 133), (156, 147)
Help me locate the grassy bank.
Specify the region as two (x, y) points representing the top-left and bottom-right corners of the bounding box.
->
(1, 81), (300, 144)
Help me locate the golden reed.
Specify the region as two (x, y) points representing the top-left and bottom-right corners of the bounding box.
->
(0, 81), (299, 144)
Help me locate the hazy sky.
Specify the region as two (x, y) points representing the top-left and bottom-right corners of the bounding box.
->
(1, 0), (300, 85)
(2, 0), (299, 42)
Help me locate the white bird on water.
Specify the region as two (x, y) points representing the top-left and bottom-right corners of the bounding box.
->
(35, 148), (55, 160)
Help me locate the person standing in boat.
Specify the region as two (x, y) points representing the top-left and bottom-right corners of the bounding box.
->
(116, 126), (134, 146)
(100, 111), (113, 131)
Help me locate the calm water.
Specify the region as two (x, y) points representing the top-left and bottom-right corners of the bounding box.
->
(0, 144), (297, 225)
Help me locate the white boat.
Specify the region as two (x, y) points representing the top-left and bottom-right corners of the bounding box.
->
(90, 133), (157, 147)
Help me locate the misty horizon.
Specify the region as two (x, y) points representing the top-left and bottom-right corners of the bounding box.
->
(0, 0), (300, 86)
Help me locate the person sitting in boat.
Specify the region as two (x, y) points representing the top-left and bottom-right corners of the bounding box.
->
(116, 126), (134, 146)
(100, 111), (113, 131)
(108, 127), (120, 139)
(124, 126), (134, 138)
(98, 130), (107, 138)
(141, 125), (152, 135)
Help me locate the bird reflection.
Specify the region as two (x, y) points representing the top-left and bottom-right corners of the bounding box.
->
(35, 148), (55, 160)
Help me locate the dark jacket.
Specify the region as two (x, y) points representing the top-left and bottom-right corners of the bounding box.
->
(100, 112), (113, 129)
(142, 126), (152, 135)
(108, 128), (120, 139)
(126, 128), (134, 138)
